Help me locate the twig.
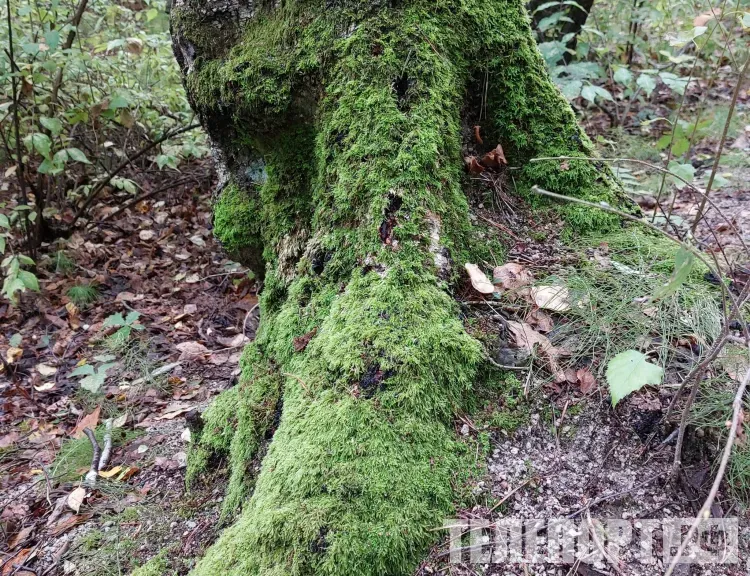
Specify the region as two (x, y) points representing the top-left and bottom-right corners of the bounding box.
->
(242, 303), (260, 337)
(664, 362), (750, 576)
(490, 475), (537, 512)
(486, 355), (529, 371)
(671, 369), (704, 476)
(82, 427), (101, 487)
(98, 419), (113, 471)
(585, 511), (623, 574)
(691, 57), (749, 234)
(98, 177), (195, 223)
(69, 123), (200, 227)
(49, 0), (89, 105)
(283, 372), (311, 395)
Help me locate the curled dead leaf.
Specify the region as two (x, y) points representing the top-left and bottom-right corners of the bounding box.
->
(473, 125), (483, 144)
(506, 320), (566, 381)
(530, 285), (571, 312)
(493, 262), (533, 290)
(576, 367), (597, 393)
(67, 486), (86, 514)
(465, 263), (494, 294)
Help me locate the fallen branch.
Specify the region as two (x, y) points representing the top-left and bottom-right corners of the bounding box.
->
(82, 418), (113, 486)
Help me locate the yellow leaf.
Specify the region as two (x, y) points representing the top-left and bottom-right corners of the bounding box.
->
(98, 466), (123, 479)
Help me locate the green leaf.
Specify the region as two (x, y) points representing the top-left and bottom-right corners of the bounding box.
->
(146, 7), (159, 21)
(9, 333), (22, 347)
(66, 147), (91, 164)
(613, 67), (633, 85)
(44, 29), (61, 51)
(559, 79), (583, 100)
(742, 12), (750, 28)
(18, 270), (39, 291)
(108, 94), (130, 109)
(70, 363), (95, 377)
(607, 350), (663, 406)
(636, 73), (656, 96)
(24, 133), (52, 159)
(667, 161), (695, 190)
(18, 255), (35, 266)
(653, 247), (695, 299)
(0, 236), (5, 254)
(124, 310), (141, 325)
(102, 312), (126, 328)
(40, 116), (63, 136)
(0, 214), (9, 228)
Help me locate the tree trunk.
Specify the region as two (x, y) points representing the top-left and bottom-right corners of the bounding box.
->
(170, 1), (623, 574)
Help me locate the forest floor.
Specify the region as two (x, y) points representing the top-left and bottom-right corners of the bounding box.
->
(1, 90), (749, 575)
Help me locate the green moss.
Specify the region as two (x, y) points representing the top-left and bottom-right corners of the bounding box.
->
(131, 549), (175, 576)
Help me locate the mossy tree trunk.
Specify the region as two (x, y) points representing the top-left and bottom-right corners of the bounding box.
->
(170, 1), (623, 574)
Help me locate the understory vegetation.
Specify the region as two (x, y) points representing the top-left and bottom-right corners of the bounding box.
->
(0, 0), (748, 575)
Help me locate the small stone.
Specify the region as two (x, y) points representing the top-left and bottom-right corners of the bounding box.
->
(460, 424), (470, 436)
(187, 521), (197, 529)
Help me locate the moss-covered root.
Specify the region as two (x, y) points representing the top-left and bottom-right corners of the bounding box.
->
(192, 276), (481, 576)
(478, 1), (627, 231)
(186, 344), (282, 518)
(169, 0), (632, 574)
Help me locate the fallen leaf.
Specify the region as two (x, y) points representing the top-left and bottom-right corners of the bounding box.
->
(530, 285), (571, 312)
(473, 125), (483, 144)
(34, 382), (56, 392)
(6, 347), (23, 364)
(189, 235), (206, 247)
(118, 466), (140, 481)
(183, 304), (197, 314)
(2, 548), (32, 575)
(693, 12), (714, 26)
(465, 263), (494, 294)
(158, 402), (194, 420)
(139, 230), (156, 241)
(0, 432), (20, 448)
(185, 273), (201, 284)
(72, 406), (101, 439)
(176, 341), (209, 361)
(293, 327), (318, 352)
(112, 413), (128, 428)
(48, 513), (92, 536)
(98, 466), (123, 479)
(8, 526), (33, 549)
(36, 363), (58, 376)
(67, 486), (86, 514)
(480, 143), (508, 168)
(493, 262), (533, 290)
(506, 321), (566, 381)
(526, 309), (554, 332)
(576, 367), (597, 394)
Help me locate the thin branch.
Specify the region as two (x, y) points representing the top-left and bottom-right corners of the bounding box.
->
(663, 362), (750, 576)
(69, 123), (200, 227)
(691, 57), (749, 234)
(98, 177), (196, 223)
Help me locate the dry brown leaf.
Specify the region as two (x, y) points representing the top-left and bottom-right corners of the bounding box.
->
(506, 320), (565, 381)
(493, 262), (533, 290)
(530, 285), (571, 312)
(175, 341), (209, 361)
(72, 406), (101, 439)
(66, 486), (86, 514)
(693, 12), (714, 26)
(526, 309), (554, 332)
(48, 513), (92, 537)
(2, 548), (32, 576)
(465, 263), (494, 294)
(158, 402), (194, 420)
(576, 367), (597, 394)
(36, 363), (58, 376)
(7, 526), (33, 550)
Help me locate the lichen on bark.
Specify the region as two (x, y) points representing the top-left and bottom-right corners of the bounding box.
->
(170, 1), (629, 574)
